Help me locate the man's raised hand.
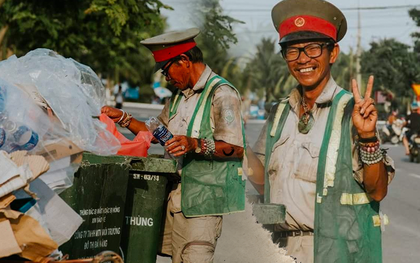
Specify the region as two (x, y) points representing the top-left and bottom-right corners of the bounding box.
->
(351, 75), (377, 138)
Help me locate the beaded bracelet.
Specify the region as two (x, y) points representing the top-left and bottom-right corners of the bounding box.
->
(201, 139), (208, 155)
(359, 141), (380, 147)
(359, 147), (384, 165)
(358, 139), (384, 165)
(359, 141), (380, 153)
(204, 138), (216, 158)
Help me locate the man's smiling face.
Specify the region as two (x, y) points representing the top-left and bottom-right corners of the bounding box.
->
(284, 41), (339, 90)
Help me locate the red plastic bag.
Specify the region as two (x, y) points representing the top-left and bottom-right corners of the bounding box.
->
(100, 114), (152, 157)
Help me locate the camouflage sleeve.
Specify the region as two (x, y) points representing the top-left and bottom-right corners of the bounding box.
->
(211, 85), (244, 147)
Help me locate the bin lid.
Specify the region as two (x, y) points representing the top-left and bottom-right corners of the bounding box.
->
(81, 153), (177, 173)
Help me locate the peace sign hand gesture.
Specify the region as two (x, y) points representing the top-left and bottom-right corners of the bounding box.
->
(352, 75), (377, 138)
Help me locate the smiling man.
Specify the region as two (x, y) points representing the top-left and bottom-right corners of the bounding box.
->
(249, 0), (395, 262)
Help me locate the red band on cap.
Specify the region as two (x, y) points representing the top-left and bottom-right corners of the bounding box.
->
(152, 42), (196, 62)
(279, 15), (337, 41)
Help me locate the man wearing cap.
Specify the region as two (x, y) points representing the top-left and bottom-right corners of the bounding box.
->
(249, 0), (395, 262)
(101, 28), (246, 263)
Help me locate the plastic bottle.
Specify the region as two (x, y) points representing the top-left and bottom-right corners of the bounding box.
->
(0, 128), (5, 148)
(145, 117), (179, 160)
(0, 114), (39, 153)
(0, 85), (7, 148)
(0, 85), (6, 113)
(0, 83), (39, 153)
(145, 117), (174, 146)
(11, 124), (39, 151)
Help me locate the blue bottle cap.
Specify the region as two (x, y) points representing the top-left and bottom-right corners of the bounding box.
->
(13, 126), (39, 151)
(0, 128), (5, 148)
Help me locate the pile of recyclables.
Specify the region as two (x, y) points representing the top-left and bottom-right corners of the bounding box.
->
(0, 49), (121, 261)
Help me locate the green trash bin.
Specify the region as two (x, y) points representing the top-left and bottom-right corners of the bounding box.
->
(120, 157), (177, 263)
(59, 153), (131, 259)
(60, 153), (177, 262)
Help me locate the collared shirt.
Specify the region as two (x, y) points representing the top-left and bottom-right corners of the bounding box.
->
(158, 65), (243, 147)
(253, 77), (395, 230)
(158, 65), (244, 213)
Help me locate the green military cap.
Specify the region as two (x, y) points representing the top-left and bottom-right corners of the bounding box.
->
(140, 28), (200, 72)
(271, 0), (347, 44)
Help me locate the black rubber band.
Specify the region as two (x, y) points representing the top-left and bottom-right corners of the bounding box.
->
(358, 135), (378, 143)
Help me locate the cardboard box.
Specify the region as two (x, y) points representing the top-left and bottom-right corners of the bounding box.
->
(35, 140), (83, 163)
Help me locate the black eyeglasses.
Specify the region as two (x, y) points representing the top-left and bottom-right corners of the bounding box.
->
(161, 60), (176, 78)
(281, 42), (332, 62)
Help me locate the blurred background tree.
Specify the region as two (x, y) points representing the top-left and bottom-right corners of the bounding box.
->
(331, 51), (355, 91)
(361, 38), (420, 114)
(247, 38), (292, 103)
(186, 0), (246, 93)
(189, 0), (242, 70)
(1, 0), (420, 111)
(0, 0), (171, 94)
(409, 8), (420, 54)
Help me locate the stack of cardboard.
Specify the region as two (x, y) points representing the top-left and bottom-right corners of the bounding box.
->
(0, 49), (121, 261)
(0, 151), (83, 261)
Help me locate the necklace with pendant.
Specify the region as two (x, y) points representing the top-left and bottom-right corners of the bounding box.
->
(298, 96), (314, 134)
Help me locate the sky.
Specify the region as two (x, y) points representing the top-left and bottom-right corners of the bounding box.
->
(161, 0), (420, 57)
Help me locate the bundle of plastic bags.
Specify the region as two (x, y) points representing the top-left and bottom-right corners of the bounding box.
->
(0, 49), (125, 261)
(0, 48), (121, 156)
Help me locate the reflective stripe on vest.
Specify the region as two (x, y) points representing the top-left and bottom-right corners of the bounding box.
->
(270, 99), (289, 137)
(320, 93), (352, 199)
(190, 77), (221, 138)
(340, 193), (370, 205)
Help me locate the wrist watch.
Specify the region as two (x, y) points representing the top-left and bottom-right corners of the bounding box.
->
(195, 138), (202, 154)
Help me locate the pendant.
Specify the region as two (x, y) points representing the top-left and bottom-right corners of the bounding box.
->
(298, 112), (314, 134)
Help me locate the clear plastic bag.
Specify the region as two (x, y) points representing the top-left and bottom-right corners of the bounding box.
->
(0, 48), (120, 155)
(0, 78), (50, 153)
(0, 49), (122, 192)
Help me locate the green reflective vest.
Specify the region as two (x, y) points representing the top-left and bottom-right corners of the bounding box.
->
(265, 89), (383, 262)
(169, 75), (246, 217)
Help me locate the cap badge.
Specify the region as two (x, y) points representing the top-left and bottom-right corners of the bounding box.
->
(295, 17), (305, 27)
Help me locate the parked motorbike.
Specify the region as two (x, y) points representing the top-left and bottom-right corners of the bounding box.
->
(409, 133), (420, 163)
(379, 119), (406, 144)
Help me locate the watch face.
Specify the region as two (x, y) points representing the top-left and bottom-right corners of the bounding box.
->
(195, 139), (202, 154)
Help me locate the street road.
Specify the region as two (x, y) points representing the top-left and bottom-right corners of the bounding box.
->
(381, 143), (420, 263)
(121, 105), (420, 262)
